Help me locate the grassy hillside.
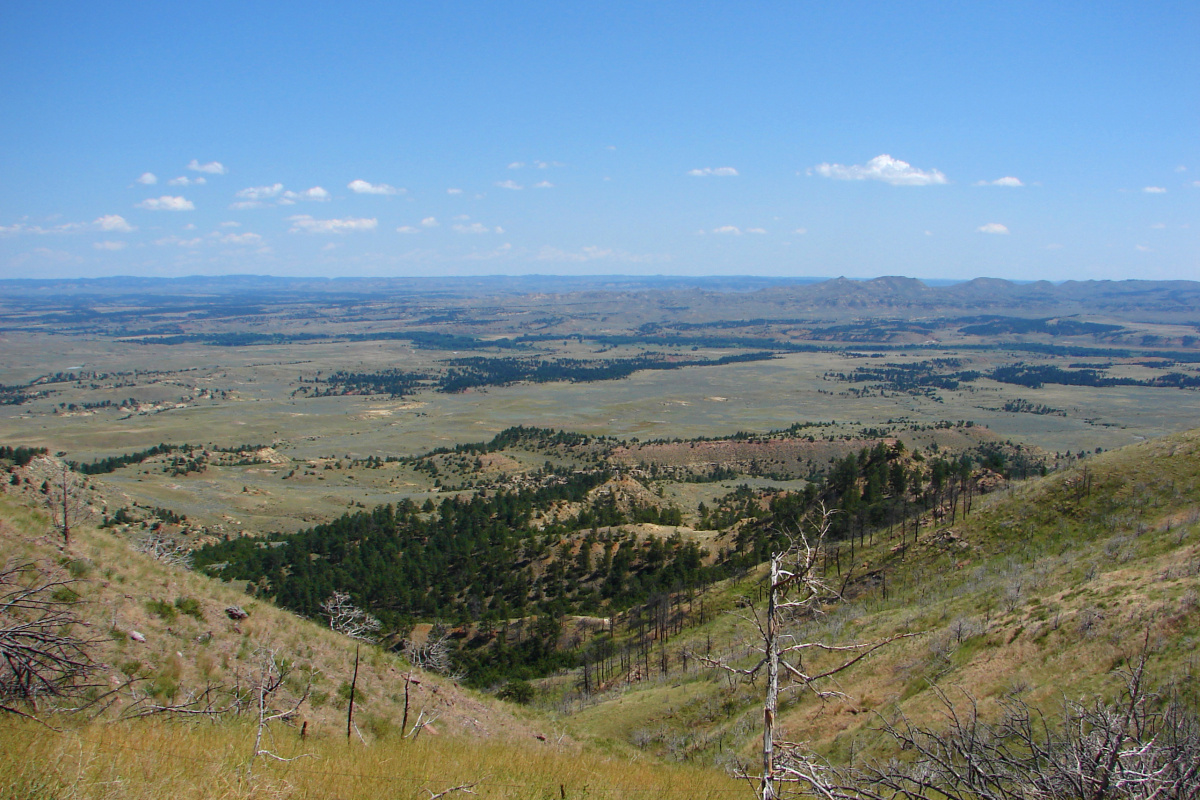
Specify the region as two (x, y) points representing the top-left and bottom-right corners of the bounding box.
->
(0, 490), (741, 798)
(3, 427), (1200, 797)
(546, 429), (1200, 769)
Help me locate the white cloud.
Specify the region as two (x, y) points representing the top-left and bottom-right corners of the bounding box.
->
(495, 180), (523, 190)
(281, 186), (330, 203)
(1, 215), (136, 236)
(93, 240), (127, 251)
(230, 201), (264, 210)
(219, 220), (241, 228)
(507, 162), (525, 169)
(396, 226), (421, 234)
(688, 167), (739, 177)
(974, 176), (1023, 187)
(793, 227), (808, 235)
(1143, 186), (1167, 193)
(1151, 222), (1167, 229)
(155, 235), (202, 247)
(812, 154), (947, 186)
(288, 215), (376, 234)
(453, 222), (494, 234)
(236, 184), (284, 201)
(348, 179), (400, 195)
(534, 181), (554, 188)
(421, 217), (438, 227)
(136, 196), (195, 211)
(453, 214), (471, 220)
(977, 223), (1010, 234)
(447, 188), (462, 195)
(1194, 181), (1200, 188)
(1175, 165), (1187, 172)
(712, 225), (742, 235)
(746, 227), (767, 234)
(217, 232), (263, 245)
(136, 172), (157, 185)
(96, 214), (134, 232)
(168, 175), (206, 186)
(1135, 244), (1154, 252)
(187, 159), (226, 175)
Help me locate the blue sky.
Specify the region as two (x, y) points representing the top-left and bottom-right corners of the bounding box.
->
(1, 1), (1196, 281)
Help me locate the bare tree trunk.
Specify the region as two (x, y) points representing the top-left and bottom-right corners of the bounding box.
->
(346, 644), (359, 742)
(762, 556), (779, 800)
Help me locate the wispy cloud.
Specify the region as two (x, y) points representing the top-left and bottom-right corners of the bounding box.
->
(234, 184), (327, 207)
(137, 195), (195, 211)
(154, 235), (202, 247)
(1143, 186), (1167, 193)
(92, 240), (127, 251)
(534, 181), (554, 189)
(420, 217), (439, 228)
(977, 222), (1010, 234)
(688, 167), (739, 177)
(453, 222), (502, 234)
(447, 188), (462, 195)
(495, 180), (523, 190)
(235, 184), (284, 201)
(811, 154), (947, 186)
(217, 232), (263, 245)
(712, 225), (742, 235)
(745, 227), (767, 234)
(793, 227), (808, 235)
(288, 215), (377, 234)
(187, 159), (226, 175)
(396, 226), (421, 234)
(136, 172), (157, 185)
(280, 187), (330, 204)
(168, 176), (206, 186)
(348, 179), (401, 195)
(1, 214), (136, 236)
(507, 162), (525, 169)
(974, 176), (1023, 187)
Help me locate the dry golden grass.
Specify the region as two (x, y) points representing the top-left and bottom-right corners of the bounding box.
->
(0, 717), (742, 800)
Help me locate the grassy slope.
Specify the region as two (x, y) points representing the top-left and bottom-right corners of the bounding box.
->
(4, 426), (1200, 796)
(0, 492), (741, 799)
(553, 429), (1200, 769)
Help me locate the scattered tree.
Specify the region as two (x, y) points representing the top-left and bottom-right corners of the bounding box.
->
(27, 456), (93, 547)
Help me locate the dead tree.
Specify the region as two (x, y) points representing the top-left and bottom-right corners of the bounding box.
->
(0, 559), (97, 716)
(246, 645), (311, 778)
(28, 457), (93, 547)
(319, 591), (381, 641)
(697, 506), (915, 800)
(403, 621), (462, 680)
(776, 641), (1200, 800)
(134, 530), (193, 569)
